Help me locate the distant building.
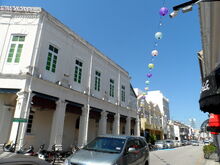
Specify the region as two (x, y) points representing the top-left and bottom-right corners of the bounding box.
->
(145, 91), (170, 139)
(134, 88), (163, 141)
(0, 6), (139, 150)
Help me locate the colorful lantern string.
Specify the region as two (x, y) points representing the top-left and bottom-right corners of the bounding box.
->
(144, 0), (168, 94)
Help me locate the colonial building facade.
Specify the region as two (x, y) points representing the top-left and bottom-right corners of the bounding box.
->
(0, 6), (139, 151)
(134, 88), (163, 141)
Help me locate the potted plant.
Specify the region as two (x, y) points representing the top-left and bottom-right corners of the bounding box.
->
(203, 143), (217, 159)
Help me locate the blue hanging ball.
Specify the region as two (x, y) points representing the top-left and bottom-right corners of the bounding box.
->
(155, 32), (163, 40)
(145, 80), (150, 85)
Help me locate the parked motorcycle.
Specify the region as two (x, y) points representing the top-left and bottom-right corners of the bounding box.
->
(2, 141), (15, 152)
(16, 145), (35, 156)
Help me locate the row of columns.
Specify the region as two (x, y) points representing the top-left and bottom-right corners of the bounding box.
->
(8, 91), (140, 150)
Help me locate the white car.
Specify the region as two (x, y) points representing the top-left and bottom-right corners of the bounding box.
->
(191, 140), (199, 146)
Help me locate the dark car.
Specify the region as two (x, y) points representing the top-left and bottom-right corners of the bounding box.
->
(64, 135), (149, 165)
(0, 158), (51, 165)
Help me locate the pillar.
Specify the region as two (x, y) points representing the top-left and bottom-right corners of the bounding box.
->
(113, 113), (120, 135)
(125, 117), (131, 136)
(9, 91), (32, 150)
(78, 105), (90, 147)
(134, 116), (140, 136)
(49, 99), (66, 150)
(98, 111), (107, 135)
(0, 105), (14, 144)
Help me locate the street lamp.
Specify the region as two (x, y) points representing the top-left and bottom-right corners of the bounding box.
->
(170, 0), (219, 18)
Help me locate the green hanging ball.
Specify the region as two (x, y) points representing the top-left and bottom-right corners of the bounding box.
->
(145, 87), (149, 91)
(148, 63), (154, 69)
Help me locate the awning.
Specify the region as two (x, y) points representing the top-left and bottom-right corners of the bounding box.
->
(0, 88), (19, 93)
(66, 100), (83, 108)
(33, 91), (58, 101)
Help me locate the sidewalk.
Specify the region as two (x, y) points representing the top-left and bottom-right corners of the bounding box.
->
(204, 159), (220, 165)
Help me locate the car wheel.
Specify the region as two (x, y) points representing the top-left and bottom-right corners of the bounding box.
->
(145, 160), (149, 165)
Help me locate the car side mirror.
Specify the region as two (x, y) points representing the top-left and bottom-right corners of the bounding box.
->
(128, 147), (136, 153)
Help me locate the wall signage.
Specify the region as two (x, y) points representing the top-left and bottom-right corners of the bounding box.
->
(0, 6), (41, 13)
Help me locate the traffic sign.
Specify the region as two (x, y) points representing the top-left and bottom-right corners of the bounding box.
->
(13, 118), (28, 123)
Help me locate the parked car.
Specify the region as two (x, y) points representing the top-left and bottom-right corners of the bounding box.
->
(204, 140), (210, 145)
(165, 140), (175, 148)
(176, 140), (182, 147)
(182, 140), (189, 146)
(191, 140), (199, 146)
(172, 140), (179, 147)
(0, 158), (51, 165)
(64, 135), (149, 165)
(155, 140), (168, 149)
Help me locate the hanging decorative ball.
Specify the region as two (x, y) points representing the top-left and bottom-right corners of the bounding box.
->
(147, 73), (152, 78)
(155, 32), (163, 40)
(159, 7), (169, 16)
(145, 80), (150, 85)
(145, 87), (149, 91)
(151, 50), (158, 56)
(148, 63), (154, 69)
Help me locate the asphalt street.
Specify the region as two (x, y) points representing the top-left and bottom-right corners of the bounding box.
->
(150, 145), (220, 165)
(0, 145), (220, 165)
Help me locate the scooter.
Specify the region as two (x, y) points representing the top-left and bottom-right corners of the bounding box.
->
(16, 145), (35, 156)
(2, 142), (15, 152)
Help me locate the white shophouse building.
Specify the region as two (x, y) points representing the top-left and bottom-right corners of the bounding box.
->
(145, 90), (170, 139)
(0, 6), (139, 151)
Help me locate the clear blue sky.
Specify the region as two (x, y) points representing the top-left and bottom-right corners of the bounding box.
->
(0, 0), (209, 128)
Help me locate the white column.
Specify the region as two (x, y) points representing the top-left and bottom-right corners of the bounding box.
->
(113, 113), (120, 135)
(125, 117), (131, 135)
(98, 111), (107, 135)
(0, 105), (14, 144)
(134, 116), (140, 136)
(49, 99), (66, 150)
(78, 105), (90, 147)
(9, 91), (32, 149)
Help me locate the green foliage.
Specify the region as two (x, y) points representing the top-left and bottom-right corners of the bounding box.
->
(149, 134), (157, 144)
(203, 143), (217, 157)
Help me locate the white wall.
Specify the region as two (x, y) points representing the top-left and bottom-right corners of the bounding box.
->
(25, 109), (53, 150)
(0, 13), (39, 74)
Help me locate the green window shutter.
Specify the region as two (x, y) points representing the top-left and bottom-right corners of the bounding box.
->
(95, 77), (97, 90)
(52, 55), (57, 73)
(98, 78), (100, 91)
(14, 44), (23, 63)
(12, 36), (19, 41)
(112, 85), (114, 97)
(78, 68), (82, 83)
(18, 36), (25, 42)
(74, 66), (78, 82)
(46, 52), (52, 71)
(7, 44), (16, 63)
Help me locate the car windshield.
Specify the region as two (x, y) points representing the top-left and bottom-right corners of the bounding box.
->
(83, 137), (126, 153)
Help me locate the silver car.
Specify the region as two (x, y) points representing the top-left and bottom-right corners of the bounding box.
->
(155, 140), (168, 149)
(64, 135), (149, 165)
